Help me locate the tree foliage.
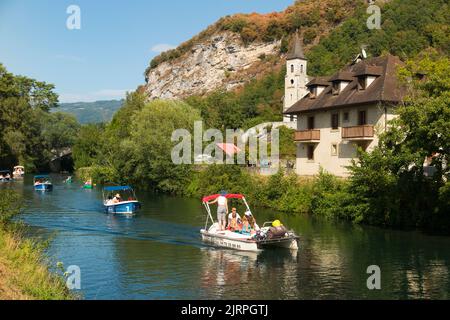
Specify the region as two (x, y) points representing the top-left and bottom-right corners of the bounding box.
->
(0, 64), (78, 171)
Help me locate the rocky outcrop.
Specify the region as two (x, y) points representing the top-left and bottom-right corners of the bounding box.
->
(144, 32), (281, 100)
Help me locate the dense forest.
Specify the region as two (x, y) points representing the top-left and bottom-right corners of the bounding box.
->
(0, 64), (79, 172)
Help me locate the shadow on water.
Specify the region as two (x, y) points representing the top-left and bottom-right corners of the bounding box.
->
(2, 174), (450, 300)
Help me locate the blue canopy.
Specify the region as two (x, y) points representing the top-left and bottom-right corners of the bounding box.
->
(103, 186), (133, 192)
(34, 175), (50, 179)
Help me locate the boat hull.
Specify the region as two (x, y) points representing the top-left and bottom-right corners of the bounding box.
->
(34, 184), (53, 191)
(201, 227), (299, 252)
(201, 230), (260, 252)
(104, 201), (141, 214)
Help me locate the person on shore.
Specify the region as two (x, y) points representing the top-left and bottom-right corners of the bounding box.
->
(208, 191), (228, 231)
(227, 208), (241, 231)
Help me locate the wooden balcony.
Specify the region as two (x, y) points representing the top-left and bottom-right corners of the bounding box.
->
(294, 130), (321, 143)
(342, 125), (374, 140)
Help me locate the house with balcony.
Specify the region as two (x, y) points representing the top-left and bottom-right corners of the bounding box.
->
(284, 53), (406, 177)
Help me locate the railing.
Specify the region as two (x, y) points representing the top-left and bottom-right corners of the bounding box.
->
(294, 130), (321, 142)
(342, 125), (374, 139)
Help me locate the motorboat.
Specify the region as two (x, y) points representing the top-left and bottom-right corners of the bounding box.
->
(0, 170), (13, 182)
(200, 194), (299, 252)
(103, 186), (141, 214)
(13, 166), (25, 179)
(34, 175), (53, 191)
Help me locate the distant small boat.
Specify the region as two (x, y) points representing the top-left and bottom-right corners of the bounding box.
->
(0, 170), (13, 182)
(103, 186), (141, 214)
(34, 175), (53, 191)
(13, 166), (25, 179)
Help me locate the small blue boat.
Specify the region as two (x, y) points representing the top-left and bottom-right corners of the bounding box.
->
(34, 175), (53, 191)
(103, 186), (141, 214)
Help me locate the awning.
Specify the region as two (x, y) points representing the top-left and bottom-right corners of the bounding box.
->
(216, 143), (241, 156)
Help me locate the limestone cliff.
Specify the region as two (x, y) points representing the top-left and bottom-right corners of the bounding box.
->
(142, 0), (366, 100)
(144, 32), (281, 100)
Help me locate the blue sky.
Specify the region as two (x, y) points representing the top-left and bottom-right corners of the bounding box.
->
(0, 0), (293, 103)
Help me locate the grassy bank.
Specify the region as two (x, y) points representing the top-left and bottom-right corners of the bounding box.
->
(0, 190), (74, 300)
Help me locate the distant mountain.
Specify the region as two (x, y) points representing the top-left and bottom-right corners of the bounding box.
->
(57, 100), (124, 124)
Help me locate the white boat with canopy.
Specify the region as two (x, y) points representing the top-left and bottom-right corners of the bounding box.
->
(200, 194), (299, 252)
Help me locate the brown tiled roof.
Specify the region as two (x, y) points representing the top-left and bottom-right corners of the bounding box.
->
(285, 55), (406, 115)
(306, 76), (330, 87)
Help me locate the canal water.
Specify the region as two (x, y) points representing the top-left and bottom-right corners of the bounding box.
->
(4, 175), (450, 300)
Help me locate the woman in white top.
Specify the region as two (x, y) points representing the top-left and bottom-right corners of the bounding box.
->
(208, 191), (228, 231)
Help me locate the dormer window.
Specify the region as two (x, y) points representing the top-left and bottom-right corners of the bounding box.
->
(332, 82), (340, 95)
(309, 86), (317, 99)
(358, 76), (367, 90)
(355, 66), (382, 90)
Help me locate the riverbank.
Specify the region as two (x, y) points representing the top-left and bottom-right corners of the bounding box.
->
(0, 190), (74, 300)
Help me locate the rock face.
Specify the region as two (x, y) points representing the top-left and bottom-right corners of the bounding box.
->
(144, 32), (281, 100)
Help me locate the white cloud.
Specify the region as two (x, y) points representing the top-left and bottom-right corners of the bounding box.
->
(150, 43), (176, 53)
(59, 89), (132, 103)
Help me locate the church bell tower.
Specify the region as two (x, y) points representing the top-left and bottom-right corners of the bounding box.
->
(284, 31), (309, 123)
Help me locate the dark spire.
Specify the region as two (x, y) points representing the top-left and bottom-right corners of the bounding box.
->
(287, 30), (306, 60)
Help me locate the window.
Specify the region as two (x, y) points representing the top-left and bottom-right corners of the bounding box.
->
(291, 65), (294, 73)
(290, 79), (294, 85)
(307, 145), (315, 161)
(358, 76), (367, 90)
(290, 115), (294, 122)
(332, 82), (340, 95)
(309, 87), (316, 99)
(343, 112), (349, 122)
(307, 116), (315, 130)
(358, 110), (367, 126)
(301, 65), (304, 73)
(331, 113), (339, 130)
(331, 144), (338, 156)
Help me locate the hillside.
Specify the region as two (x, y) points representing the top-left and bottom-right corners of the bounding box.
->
(143, 0), (449, 104)
(143, 0), (364, 100)
(57, 100), (124, 124)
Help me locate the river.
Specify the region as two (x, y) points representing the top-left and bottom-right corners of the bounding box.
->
(4, 175), (450, 300)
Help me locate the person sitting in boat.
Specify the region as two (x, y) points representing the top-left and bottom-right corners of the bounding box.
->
(246, 212), (260, 232)
(208, 191), (228, 231)
(113, 193), (122, 204)
(227, 208), (241, 232)
(85, 179), (92, 186)
(34, 179), (42, 186)
(106, 196), (114, 205)
(240, 216), (251, 235)
(5, 173), (11, 180)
